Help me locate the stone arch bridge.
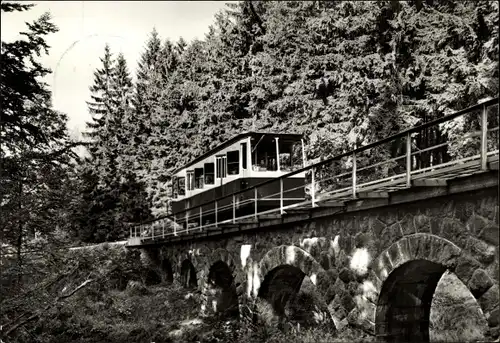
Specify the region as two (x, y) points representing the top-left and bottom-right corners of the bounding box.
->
(134, 171), (498, 342)
(128, 99), (499, 341)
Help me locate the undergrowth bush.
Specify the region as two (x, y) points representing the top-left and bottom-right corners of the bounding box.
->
(2, 244), (374, 343)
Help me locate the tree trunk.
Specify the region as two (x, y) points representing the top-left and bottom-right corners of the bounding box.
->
(16, 180), (23, 286)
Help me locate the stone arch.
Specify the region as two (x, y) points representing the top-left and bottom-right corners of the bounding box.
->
(199, 249), (241, 317)
(205, 260), (240, 318)
(258, 245), (326, 289)
(160, 259), (174, 283)
(180, 259), (197, 289)
(255, 245), (332, 328)
(363, 233), (495, 342)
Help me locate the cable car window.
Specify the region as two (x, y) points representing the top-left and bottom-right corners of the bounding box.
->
(172, 177), (178, 198)
(178, 177), (186, 196)
(227, 150), (239, 175)
(204, 163), (214, 184)
(195, 168), (204, 189)
(216, 156), (226, 178)
(241, 143), (247, 169)
(187, 171), (194, 191)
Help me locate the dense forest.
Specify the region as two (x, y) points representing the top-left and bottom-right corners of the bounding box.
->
(79, 0), (498, 243)
(2, 0), (499, 258)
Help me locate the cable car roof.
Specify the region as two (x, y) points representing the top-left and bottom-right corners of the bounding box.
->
(173, 131), (303, 174)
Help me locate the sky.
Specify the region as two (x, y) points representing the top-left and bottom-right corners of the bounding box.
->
(1, 1), (234, 140)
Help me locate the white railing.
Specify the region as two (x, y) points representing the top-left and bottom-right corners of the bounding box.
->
(127, 98), (499, 243)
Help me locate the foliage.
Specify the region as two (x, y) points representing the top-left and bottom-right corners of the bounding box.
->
(1, 3), (81, 267)
(78, 43), (152, 242)
(65, 0), (499, 242)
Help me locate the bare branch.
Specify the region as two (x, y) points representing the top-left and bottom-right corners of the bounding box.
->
(2, 278), (93, 337)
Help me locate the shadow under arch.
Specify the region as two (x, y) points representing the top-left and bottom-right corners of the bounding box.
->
(257, 264), (306, 318)
(255, 245), (331, 328)
(376, 259), (446, 342)
(370, 234), (492, 342)
(206, 260), (239, 318)
(161, 259), (174, 283)
(180, 259), (197, 289)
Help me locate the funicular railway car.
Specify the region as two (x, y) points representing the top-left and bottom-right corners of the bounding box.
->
(170, 132), (307, 229)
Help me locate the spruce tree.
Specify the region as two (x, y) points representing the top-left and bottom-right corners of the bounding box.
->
(1, 4), (79, 265)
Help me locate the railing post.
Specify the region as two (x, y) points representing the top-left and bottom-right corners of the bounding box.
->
(232, 195), (236, 224)
(352, 152), (357, 198)
(199, 207), (203, 231)
(280, 178), (284, 215)
(406, 132), (412, 187)
(311, 167), (316, 207)
(254, 188), (258, 219)
(162, 219), (165, 238)
(275, 137), (280, 172)
(301, 139), (307, 168)
(215, 200), (218, 227)
(481, 104), (488, 170)
(173, 216), (177, 236)
(152, 223), (154, 240)
(134, 225), (137, 238)
(129, 224), (132, 238)
(185, 211), (188, 232)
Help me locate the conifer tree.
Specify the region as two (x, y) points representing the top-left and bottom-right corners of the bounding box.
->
(1, 3), (79, 264)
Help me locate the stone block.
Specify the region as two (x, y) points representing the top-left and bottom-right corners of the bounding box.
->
(379, 223), (403, 252)
(336, 249), (348, 269)
(327, 268), (339, 282)
(319, 251), (332, 270)
(330, 293), (343, 310)
(371, 219), (386, 237)
(333, 277), (346, 295)
(316, 270), (331, 296)
(347, 281), (359, 296)
(488, 326), (500, 340)
(346, 308), (360, 325)
(439, 218), (467, 248)
(486, 261), (499, 283)
(468, 269), (494, 298)
(341, 293), (356, 313)
(337, 318), (349, 331)
(488, 307), (499, 327)
(355, 232), (371, 248)
(455, 255), (482, 284)
(433, 239), (461, 269)
(339, 267), (354, 283)
(480, 225), (500, 246)
(467, 214), (489, 235)
(479, 285), (500, 314)
(387, 238), (411, 270)
(324, 284), (337, 304)
(477, 197), (498, 221)
(360, 279), (379, 304)
(371, 252), (391, 283)
(399, 214), (415, 236)
(413, 214), (431, 233)
(407, 233), (432, 260)
(467, 236), (496, 264)
(236, 284), (245, 296)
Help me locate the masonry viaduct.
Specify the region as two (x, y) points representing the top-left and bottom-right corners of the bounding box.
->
(134, 169), (499, 342)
